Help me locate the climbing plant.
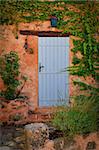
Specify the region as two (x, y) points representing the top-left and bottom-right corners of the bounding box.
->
(68, 3), (99, 79)
(0, 0), (88, 25)
(0, 51), (20, 99)
(0, 51), (27, 100)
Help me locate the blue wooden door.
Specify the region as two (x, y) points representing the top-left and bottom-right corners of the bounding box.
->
(38, 37), (69, 106)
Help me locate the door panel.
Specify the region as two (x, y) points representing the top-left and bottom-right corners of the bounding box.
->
(38, 37), (69, 106)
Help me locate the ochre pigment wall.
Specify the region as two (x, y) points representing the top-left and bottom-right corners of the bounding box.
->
(0, 21), (73, 122)
(0, 21), (96, 123)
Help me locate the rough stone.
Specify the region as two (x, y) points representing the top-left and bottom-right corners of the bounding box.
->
(24, 123), (49, 150)
(86, 141), (96, 150)
(0, 146), (11, 150)
(14, 136), (24, 143)
(43, 139), (55, 150)
(5, 141), (15, 147)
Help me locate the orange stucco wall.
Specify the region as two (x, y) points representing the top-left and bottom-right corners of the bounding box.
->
(0, 21), (96, 123)
(0, 21), (71, 114)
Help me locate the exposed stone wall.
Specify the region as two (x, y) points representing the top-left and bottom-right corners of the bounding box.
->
(0, 124), (99, 150)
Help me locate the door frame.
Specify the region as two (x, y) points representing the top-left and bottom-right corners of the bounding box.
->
(38, 32), (70, 107)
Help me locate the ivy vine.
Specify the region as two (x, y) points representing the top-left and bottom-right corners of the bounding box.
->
(0, 51), (28, 100)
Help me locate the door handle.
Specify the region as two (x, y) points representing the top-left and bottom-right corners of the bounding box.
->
(39, 63), (44, 72)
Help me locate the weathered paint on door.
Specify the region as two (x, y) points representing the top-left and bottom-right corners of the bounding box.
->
(38, 37), (69, 106)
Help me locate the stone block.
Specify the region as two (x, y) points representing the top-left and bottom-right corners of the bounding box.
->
(24, 123), (49, 150)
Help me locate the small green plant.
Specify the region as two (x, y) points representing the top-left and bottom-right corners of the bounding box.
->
(52, 106), (69, 135)
(52, 96), (98, 137)
(0, 51), (27, 100)
(10, 113), (23, 121)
